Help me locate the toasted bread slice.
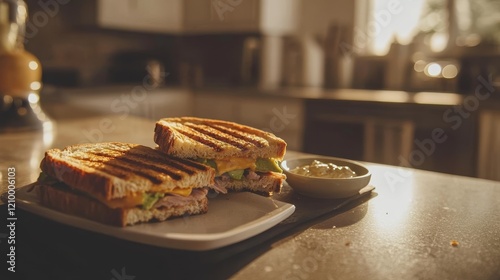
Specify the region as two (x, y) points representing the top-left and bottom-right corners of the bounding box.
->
(40, 142), (215, 200)
(154, 117), (287, 160)
(37, 184), (208, 227)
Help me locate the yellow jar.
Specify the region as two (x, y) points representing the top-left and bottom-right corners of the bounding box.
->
(0, 49), (42, 97)
(0, 0), (50, 132)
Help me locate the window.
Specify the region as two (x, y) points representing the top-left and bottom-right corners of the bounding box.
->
(356, 0), (500, 56)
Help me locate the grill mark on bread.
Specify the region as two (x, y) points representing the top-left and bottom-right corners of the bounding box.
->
(71, 152), (185, 182)
(119, 152), (209, 175)
(175, 126), (225, 152)
(185, 123), (251, 151)
(168, 156), (212, 171)
(71, 156), (168, 183)
(79, 143), (210, 174)
(208, 124), (268, 148)
(95, 146), (210, 174)
(89, 151), (205, 180)
(96, 153), (186, 180)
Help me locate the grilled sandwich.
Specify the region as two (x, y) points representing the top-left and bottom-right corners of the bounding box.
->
(154, 117), (287, 195)
(36, 142), (215, 226)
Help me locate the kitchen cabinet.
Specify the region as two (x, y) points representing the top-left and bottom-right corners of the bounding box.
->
(184, 0), (300, 34)
(194, 93), (304, 150)
(303, 99), (478, 177)
(54, 87), (193, 121)
(86, 0), (299, 34)
(477, 110), (500, 180)
(96, 0), (183, 33)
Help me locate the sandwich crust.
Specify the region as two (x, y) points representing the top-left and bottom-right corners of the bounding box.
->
(37, 184), (208, 227)
(40, 142), (215, 200)
(154, 117), (287, 160)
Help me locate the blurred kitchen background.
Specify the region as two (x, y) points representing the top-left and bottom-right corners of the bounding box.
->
(4, 0), (500, 180)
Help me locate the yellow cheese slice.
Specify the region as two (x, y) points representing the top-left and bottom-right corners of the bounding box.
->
(167, 187), (192, 197)
(104, 192), (144, 209)
(215, 158), (256, 175)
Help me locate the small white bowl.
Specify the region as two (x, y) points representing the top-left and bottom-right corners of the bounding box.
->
(280, 156), (371, 199)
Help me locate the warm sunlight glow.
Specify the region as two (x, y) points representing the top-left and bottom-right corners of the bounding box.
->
(430, 32), (448, 52)
(442, 64), (458, 79)
(30, 81), (41, 91)
(413, 92), (462, 105)
(29, 61), (38, 70)
(17, 5), (26, 18)
(413, 60), (426, 72)
(425, 63), (441, 77)
(28, 92), (39, 103)
(369, 166), (415, 232)
(371, 0), (425, 55)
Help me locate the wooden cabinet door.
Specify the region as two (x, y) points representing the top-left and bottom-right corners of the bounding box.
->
(184, 0), (260, 32)
(97, 0), (182, 33)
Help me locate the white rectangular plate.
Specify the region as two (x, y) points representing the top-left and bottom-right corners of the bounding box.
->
(15, 186), (295, 251)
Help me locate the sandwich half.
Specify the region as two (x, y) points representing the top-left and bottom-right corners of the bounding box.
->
(36, 142), (215, 226)
(154, 117), (287, 195)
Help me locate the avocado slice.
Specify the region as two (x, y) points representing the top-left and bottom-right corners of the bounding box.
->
(255, 158), (283, 173)
(194, 158), (217, 171)
(142, 193), (164, 210)
(227, 169), (245, 180)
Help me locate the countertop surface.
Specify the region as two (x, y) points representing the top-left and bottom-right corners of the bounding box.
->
(45, 85), (474, 106)
(1, 109), (500, 280)
(196, 86), (468, 106)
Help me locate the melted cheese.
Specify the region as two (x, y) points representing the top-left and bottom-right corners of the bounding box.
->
(104, 193), (144, 209)
(167, 187), (192, 197)
(215, 158), (256, 175)
(100, 187), (193, 209)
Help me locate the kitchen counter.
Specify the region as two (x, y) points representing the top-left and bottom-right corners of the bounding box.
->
(1, 112), (500, 279)
(43, 85), (468, 106)
(42, 83), (499, 108)
(196, 86), (467, 106)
